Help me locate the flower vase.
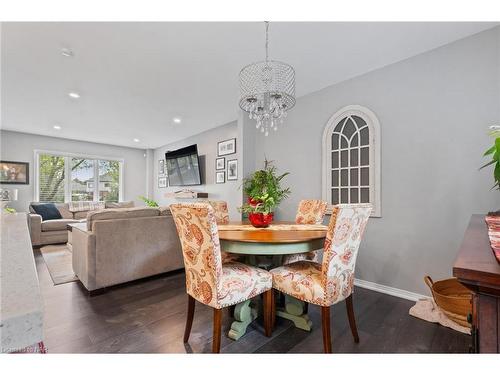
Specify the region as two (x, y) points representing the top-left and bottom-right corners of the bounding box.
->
(248, 212), (274, 228)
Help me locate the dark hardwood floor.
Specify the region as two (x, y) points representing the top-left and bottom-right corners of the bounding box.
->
(34, 249), (471, 353)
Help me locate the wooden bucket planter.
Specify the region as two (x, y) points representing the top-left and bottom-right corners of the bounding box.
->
(424, 276), (472, 328)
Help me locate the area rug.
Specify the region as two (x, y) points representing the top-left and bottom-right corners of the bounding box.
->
(409, 298), (470, 335)
(40, 244), (78, 285)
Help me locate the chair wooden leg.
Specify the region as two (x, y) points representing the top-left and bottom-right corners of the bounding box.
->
(346, 294), (360, 343)
(263, 289), (273, 337)
(212, 308), (222, 353)
(271, 290), (276, 329)
(183, 295), (195, 343)
(321, 306), (332, 353)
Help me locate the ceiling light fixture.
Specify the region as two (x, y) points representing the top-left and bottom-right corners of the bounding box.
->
(133, 138), (140, 143)
(68, 92), (80, 99)
(173, 117), (182, 124)
(239, 21), (296, 136)
(61, 48), (74, 57)
(53, 125), (62, 130)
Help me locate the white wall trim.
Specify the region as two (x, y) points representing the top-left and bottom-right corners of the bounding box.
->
(354, 278), (429, 302)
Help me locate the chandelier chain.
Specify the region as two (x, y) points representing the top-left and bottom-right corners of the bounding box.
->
(265, 21), (269, 63)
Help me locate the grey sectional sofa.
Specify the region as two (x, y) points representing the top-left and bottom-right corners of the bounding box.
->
(27, 201), (134, 246)
(71, 206), (184, 292)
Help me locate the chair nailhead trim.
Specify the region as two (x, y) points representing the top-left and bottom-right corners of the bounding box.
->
(270, 284), (350, 307)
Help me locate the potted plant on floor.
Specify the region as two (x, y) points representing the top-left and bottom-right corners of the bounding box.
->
(238, 160), (291, 228)
(481, 125), (500, 215)
(138, 196), (159, 207)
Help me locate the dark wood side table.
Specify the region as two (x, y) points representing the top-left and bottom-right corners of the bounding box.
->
(453, 214), (500, 353)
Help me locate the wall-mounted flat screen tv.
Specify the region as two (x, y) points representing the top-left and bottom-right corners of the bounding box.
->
(165, 144), (202, 186)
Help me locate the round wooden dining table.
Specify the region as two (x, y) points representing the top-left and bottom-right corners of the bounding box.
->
(218, 221), (328, 340)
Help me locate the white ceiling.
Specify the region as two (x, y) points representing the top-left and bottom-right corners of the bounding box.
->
(1, 22), (498, 149)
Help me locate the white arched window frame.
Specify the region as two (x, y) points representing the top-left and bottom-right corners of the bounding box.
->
(322, 105), (381, 217)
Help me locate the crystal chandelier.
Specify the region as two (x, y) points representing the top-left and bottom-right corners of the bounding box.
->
(239, 22), (296, 136)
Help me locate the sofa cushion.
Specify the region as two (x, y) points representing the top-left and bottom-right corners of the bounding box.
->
(68, 201), (105, 213)
(105, 201), (135, 209)
(73, 211), (89, 220)
(56, 204), (74, 219)
(87, 207), (160, 231)
(30, 202), (73, 219)
(41, 218), (80, 232)
(31, 203), (63, 221)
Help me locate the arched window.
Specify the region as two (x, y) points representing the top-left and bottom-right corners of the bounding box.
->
(322, 105), (381, 217)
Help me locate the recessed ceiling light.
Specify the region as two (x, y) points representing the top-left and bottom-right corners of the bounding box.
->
(61, 48), (74, 57)
(133, 138), (140, 143)
(53, 125), (62, 130)
(68, 92), (80, 99)
(173, 117), (182, 124)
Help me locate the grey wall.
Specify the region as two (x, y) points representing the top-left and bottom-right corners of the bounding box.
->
(153, 121), (242, 220)
(2, 27), (499, 297)
(252, 27), (500, 295)
(0, 130), (149, 211)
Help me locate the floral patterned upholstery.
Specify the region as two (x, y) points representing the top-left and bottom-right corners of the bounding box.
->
(295, 199), (328, 225)
(170, 202), (272, 309)
(283, 199), (328, 264)
(208, 200), (230, 225)
(271, 204), (372, 306)
(218, 262), (273, 308)
(207, 200), (239, 263)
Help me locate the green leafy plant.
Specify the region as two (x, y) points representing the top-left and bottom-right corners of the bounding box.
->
(481, 126), (500, 190)
(3, 207), (16, 214)
(238, 159), (291, 215)
(138, 196), (159, 207)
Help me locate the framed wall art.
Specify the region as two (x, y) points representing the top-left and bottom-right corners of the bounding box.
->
(217, 138), (236, 156)
(158, 176), (167, 188)
(216, 157), (225, 170)
(216, 171), (225, 184)
(158, 159), (165, 175)
(227, 159), (238, 181)
(0, 161), (29, 184)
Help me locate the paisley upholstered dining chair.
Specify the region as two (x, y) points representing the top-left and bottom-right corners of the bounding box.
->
(170, 202), (273, 353)
(283, 199), (328, 264)
(270, 203), (372, 353)
(208, 200), (230, 225)
(208, 200), (239, 263)
(295, 199), (328, 225)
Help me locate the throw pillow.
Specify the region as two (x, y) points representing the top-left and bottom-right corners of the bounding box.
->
(31, 203), (63, 221)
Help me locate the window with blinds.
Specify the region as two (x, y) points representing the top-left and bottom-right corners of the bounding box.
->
(38, 154), (66, 203)
(36, 152), (122, 203)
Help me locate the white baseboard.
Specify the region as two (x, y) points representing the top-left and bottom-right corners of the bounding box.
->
(354, 278), (429, 302)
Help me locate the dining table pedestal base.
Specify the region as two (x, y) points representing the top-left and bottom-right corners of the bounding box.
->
(228, 294), (312, 340)
(219, 222), (328, 341)
(228, 299), (259, 340)
(276, 295), (313, 331)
